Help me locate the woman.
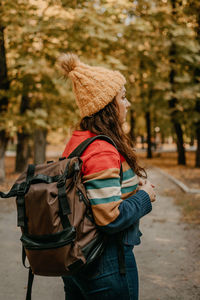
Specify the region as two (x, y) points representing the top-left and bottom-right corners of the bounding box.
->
(58, 53), (156, 300)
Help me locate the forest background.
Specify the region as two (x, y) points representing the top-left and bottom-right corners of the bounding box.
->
(0, 0), (200, 185)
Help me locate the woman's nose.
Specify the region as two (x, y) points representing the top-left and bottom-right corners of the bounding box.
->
(126, 99), (131, 108)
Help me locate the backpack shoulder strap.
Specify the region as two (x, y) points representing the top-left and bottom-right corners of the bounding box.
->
(67, 134), (123, 182)
(67, 134), (118, 159)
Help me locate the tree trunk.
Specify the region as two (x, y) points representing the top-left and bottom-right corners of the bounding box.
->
(141, 135), (145, 149)
(174, 121), (186, 165)
(15, 94), (31, 172)
(194, 9), (200, 167)
(0, 25), (9, 100)
(129, 108), (135, 144)
(195, 100), (200, 167)
(169, 80), (186, 165)
(169, 94), (185, 164)
(0, 24), (9, 182)
(15, 132), (30, 172)
(196, 127), (200, 168)
(186, 0), (200, 167)
(169, 0), (186, 165)
(34, 129), (47, 164)
(161, 132), (165, 144)
(0, 131), (8, 182)
(146, 111), (152, 159)
(189, 134), (194, 147)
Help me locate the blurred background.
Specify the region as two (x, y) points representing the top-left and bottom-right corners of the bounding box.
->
(0, 1), (200, 299)
(0, 0), (200, 218)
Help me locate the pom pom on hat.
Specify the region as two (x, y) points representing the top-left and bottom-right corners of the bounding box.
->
(57, 53), (80, 77)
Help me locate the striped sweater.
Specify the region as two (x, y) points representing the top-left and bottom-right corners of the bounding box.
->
(62, 130), (152, 245)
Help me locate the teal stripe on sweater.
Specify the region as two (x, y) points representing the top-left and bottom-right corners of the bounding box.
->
(85, 178), (120, 190)
(121, 183), (138, 194)
(123, 168), (136, 181)
(90, 195), (121, 205)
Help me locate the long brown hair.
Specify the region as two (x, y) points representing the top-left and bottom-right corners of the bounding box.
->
(77, 97), (147, 178)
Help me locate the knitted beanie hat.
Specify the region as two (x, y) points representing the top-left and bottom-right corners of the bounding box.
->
(57, 53), (126, 118)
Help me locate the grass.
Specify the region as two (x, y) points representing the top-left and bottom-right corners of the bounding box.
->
(165, 188), (200, 225)
(137, 151), (200, 189)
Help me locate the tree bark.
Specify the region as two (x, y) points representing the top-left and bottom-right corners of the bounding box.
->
(0, 131), (8, 182)
(138, 59), (152, 157)
(194, 8), (200, 167)
(0, 24), (9, 182)
(173, 119), (186, 164)
(169, 88), (186, 164)
(15, 94), (31, 172)
(146, 111), (152, 159)
(129, 108), (135, 144)
(34, 129), (47, 164)
(189, 134), (194, 147)
(195, 100), (200, 167)
(169, 0), (186, 165)
(15, 132), (30, 172)
(161, 132), (165, 144)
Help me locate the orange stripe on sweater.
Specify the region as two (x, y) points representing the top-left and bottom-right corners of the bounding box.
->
(122, 160), (132, 172)
(91, 200), (122, 226)
(83, 168), (120, 182)
(121, 189), (137, 200)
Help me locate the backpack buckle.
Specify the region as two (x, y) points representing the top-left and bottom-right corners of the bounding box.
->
(57, 176), (66, 188)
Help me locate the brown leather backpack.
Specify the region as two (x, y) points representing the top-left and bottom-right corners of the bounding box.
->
(0, 135), (123, 300)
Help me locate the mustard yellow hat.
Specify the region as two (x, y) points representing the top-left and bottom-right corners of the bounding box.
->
(57, 53), (126, 118)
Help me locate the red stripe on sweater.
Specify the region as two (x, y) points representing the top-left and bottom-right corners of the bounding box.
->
(62, 130), (122, 175)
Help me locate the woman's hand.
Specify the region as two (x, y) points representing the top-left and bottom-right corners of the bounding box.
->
(137, 178), (156, 202)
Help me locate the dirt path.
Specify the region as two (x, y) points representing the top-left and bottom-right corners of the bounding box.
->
(134, 168), (200, 300)
(0, 168), (199, 300)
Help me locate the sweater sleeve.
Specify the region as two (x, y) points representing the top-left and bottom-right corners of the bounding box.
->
(82, 148), (152, 234)
(100, 190), (152, 234)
